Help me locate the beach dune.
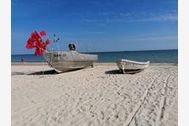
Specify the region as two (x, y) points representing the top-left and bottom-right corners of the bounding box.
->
(12, 63), (177, 126)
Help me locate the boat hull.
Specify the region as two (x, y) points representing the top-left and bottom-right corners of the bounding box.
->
(43, 51), (98, 72)
(116, 59), (150, 73)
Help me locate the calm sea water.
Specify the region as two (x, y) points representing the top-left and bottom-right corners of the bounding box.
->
(11, 49), (178, 63)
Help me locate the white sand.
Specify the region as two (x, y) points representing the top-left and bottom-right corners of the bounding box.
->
(12, 63), (177, 126)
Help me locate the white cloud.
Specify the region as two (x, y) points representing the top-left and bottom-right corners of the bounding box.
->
(109, 12), (178, 23)
(127, 35), (178, 41)
(136, 14), (177, 22)
(80, 11), (177, 24)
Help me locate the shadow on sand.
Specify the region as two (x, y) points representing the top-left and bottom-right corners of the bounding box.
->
(28, 70), (59, 75)
(28, 68), (84, 75)
(105, 69), (143, 74)
(12, 68), (86, 76)
(11, 70), (59, 76)
(12, 69), (144, 76)
(12, 70), (59, 76)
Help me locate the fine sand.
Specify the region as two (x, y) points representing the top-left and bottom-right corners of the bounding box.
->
(12, 63), (178, 126)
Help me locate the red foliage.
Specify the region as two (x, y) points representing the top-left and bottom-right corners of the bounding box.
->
(26, 31), (50, 56)
(40, 31), (46, 37)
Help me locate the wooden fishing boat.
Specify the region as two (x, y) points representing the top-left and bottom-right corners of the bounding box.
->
(44, 50), (98, 72)
(26, 31), (98, 73)
(116, 59), (150, 74)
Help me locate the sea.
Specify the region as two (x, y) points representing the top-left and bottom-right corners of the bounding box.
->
(11, 49), (178, 63)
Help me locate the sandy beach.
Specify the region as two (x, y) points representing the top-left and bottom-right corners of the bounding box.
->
(11, 63), (177, 126)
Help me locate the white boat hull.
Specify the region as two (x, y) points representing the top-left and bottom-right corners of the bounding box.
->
(43, 51), (98, 72)
(116, 59), (150, 73)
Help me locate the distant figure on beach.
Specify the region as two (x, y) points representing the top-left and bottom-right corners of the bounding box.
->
(68, 43), (76, 51)
(21, 58), (24, 63)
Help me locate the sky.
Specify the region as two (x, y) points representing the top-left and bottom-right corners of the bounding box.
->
(12, 0), (178, 54)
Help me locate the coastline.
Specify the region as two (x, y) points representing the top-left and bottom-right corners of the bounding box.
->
(11, 62), (178, 66)
(12, 63), (177, 126)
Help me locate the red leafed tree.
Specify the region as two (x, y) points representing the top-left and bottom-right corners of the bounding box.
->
(26, 31), (50, 56)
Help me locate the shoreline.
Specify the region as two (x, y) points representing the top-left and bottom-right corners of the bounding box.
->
(11, 62), (178, 66)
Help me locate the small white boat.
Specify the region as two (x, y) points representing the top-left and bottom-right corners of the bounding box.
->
(43, 50), (98, 72)
(116, 59), (150, 73)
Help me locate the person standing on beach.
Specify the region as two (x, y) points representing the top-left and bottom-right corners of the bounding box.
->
(68, 43), (76, 51)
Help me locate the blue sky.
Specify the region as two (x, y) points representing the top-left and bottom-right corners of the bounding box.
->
(12, 0), (178, 54)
